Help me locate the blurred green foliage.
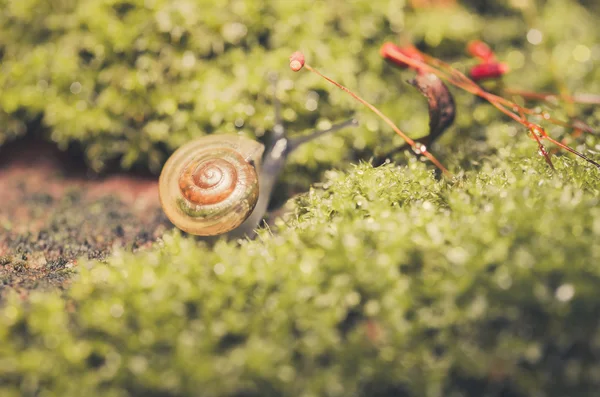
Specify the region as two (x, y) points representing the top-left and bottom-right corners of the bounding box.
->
(1, 0), (598, 176)
(2, 0), (600, 396)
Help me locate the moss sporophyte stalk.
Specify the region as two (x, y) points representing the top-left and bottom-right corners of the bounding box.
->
(290, 51), (452, 175)
(378, 42), (600, 171)
(291, 44), (599, 175)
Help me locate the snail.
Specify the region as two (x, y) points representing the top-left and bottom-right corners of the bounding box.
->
(159, 81), (357, 238)
(159, 134), (264, 236)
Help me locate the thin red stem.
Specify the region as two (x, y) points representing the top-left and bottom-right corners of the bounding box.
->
(303, 63), (452, 176)
(502, 88), (597, 133)
(504, 88), (600, 106)
(382, 45), (600, 170)
(518, 108), (554, 169)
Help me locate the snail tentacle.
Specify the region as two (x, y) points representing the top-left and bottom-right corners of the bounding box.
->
(230, 118), (359, 238)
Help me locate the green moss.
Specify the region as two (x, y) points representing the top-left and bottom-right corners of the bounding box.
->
(1, 152), (600, 396)
(2, 0), (600, 396)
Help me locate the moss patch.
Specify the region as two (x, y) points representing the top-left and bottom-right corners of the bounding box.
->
(1, 0), (600, 396)
(2, 154), (600, 396)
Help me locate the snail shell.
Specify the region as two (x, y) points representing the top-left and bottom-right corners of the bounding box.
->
(159, 135), (265, 236)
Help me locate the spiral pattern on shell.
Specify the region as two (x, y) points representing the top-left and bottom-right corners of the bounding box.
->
(159, 135), (264, 236)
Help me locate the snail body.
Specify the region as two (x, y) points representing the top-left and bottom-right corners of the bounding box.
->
(159, 135), (264, 236)
(159, 118), (357, 238)
(158, 74), (358, 239)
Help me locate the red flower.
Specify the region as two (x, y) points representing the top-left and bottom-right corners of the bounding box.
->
(467, 40), (496, 63)
(380, 42), (425, 71)
(469, 62), (510, 81)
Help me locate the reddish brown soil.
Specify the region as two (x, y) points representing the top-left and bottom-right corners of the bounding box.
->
(0, 138), (172, 298)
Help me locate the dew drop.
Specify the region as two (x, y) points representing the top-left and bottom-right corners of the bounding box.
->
(526, 29), (543, 45)
(555, 284), (575, 302)
(70, 81), (82, 94)
(214, 263), (226, 275)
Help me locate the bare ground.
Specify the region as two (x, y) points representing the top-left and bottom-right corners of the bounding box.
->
(0, 137), (172, 298)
